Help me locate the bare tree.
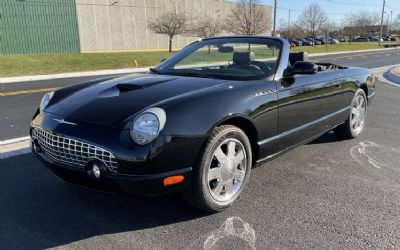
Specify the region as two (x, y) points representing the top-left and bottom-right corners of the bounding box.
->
(278, 19), (304, 38)
(148, 11), (187, 52)
(391, 13), (400, 33)
(186, 14), (223, 38)
(296, 3), (328, 39)
(224, 0), (271, 35)
(344, 11), (380, 36)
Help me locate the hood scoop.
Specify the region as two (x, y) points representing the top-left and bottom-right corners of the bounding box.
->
(116, 76), (176, 93)
(96, 75), (177, 98)
(117, 83), (144, 92)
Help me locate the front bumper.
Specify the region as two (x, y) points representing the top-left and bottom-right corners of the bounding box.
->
(32, 142), (192, 196)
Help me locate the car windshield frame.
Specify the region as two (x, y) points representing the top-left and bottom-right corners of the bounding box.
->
(152, 37), (284, 81)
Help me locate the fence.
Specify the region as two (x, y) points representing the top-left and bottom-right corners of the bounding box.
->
(0, 0), (80, 55)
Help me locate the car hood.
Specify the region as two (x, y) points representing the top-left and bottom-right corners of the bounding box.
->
(46, 74), (232, 129)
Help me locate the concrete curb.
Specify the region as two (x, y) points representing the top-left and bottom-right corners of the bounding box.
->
(0, 139), (30, 159)
(1, 47), (400, 84)
(308, 47), (399, 57)
(371, 64), (400, 87)
(0, 67), (149, 84)
(383, 67), (400, 85)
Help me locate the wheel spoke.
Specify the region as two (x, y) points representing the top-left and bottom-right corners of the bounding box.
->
(351, 117), (357, 126)
(227, 141), (236, 159)
(214, 147), (226, 164)
(358, 98), (364, 109)
(225, 180), (234, 194)
(234, 169), (246, 181)
(208, 167), (222, 181)
(351, 107), (357, 115)
(234, 150), (245, 167)
(213, 181), (224, 194)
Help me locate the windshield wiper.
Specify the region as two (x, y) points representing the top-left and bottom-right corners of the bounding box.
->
(149, 67), (162, 74)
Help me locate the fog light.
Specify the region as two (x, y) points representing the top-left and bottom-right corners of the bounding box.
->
(87, 162), (103, 180)
(92, 164), (101, 179)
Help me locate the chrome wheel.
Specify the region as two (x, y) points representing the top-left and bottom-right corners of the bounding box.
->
(350, 94), (366, 135)
(207, 138), (247, 203)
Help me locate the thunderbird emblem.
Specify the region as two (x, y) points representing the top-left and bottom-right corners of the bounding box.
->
(53, 118), (77, 126)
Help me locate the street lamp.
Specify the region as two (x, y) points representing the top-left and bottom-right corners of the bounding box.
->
(379, 0), (386, 46)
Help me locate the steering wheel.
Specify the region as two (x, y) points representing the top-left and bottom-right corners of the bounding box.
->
(248, 61), (271, 73)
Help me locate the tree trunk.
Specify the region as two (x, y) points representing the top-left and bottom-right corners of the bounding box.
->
(168, 36), (173, 52)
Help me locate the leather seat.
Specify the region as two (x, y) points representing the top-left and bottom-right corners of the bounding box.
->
(289, 51), (309, 66)
(231, 51), (256, 66)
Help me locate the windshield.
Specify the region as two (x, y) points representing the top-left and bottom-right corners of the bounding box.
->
(153, 37), (283, 81)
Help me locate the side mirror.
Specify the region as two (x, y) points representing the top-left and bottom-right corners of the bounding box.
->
(287, 61), (318, 76)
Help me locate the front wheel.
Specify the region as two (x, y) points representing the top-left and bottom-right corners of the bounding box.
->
(185, 125), (252, 213)
(334, 89), (367, 139)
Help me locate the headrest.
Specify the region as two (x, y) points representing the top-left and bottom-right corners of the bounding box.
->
(289, 52), (309, 66)
(233, 51), (255, 65)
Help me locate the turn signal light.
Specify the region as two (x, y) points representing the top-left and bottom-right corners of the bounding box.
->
(163, 175), (184, 186)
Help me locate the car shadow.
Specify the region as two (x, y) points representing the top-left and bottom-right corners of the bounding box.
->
(308, 131), (341, 145)
(0, 153), (205, 249)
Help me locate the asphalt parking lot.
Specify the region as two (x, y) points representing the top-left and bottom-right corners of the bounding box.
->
(1, 80), (400, 249)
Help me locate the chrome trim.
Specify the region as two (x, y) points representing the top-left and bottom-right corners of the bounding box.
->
(53, 118), (78, 126)
(258, 107), (350, 145)
(274, 38), (290, 81)
(32, 128), (117, 173)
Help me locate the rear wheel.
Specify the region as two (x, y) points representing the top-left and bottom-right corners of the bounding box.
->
(185, 125), (252, 213)
(334, 89), (367, 139)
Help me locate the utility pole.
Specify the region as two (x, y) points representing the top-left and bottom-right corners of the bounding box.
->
(288, 9), (291, 38)
(390, 10), (393, 35)
(272, 0), (277, 36)
(379, 0), (386, 46)
(386, 13), (390, 36)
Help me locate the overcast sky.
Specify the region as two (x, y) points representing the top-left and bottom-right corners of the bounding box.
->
(259, 0), (399, 24)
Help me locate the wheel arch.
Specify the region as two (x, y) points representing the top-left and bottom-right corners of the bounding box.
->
(360, 83), (368, 98)
(213, 115), (260, 165)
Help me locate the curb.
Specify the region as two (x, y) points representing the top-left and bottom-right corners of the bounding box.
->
(0, 138), (31, 159)
(371, 64), (400, 87)
(0, 67), (149, 84)
(383, 67), (400, 85)
(308, 47), (399, 57)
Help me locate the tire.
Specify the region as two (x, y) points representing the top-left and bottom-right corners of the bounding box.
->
(184, 125), (252, 213)
(334, 88), (367, 139)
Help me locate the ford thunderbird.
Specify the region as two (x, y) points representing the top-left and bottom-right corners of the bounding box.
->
(31, 36), (375, 212)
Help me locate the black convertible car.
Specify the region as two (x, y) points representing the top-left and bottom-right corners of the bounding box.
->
(31, 36), (375, 212)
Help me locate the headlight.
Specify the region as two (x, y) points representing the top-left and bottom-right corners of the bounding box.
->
(40, 91), (54, 112)
(130, 107), (166, 145)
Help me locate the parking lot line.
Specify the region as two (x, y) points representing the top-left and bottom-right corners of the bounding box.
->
(0, 87), (57, 97)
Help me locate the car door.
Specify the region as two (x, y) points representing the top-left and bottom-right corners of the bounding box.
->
(275, 71), (345, 150)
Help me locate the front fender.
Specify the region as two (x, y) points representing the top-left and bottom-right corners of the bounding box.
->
(161, 81), (279, 142)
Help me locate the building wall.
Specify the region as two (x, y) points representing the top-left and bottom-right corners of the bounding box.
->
(76, 0), (272, 52)
(0, 0), (80, 55)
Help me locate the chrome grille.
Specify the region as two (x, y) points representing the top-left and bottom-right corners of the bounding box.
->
(32, 128), (117, 173)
